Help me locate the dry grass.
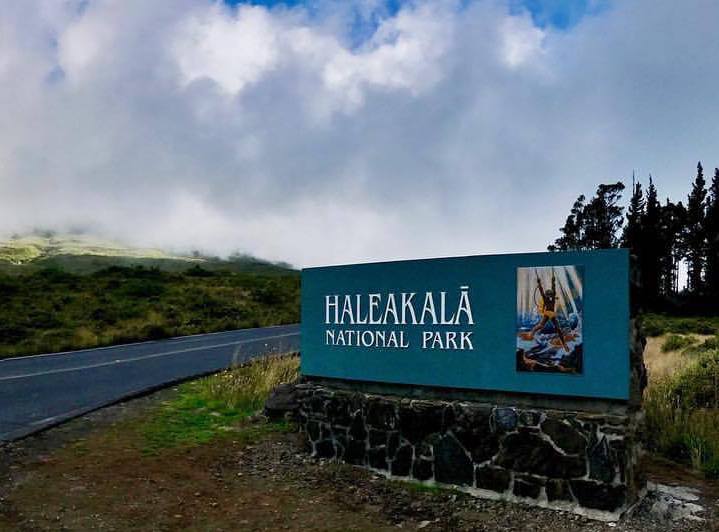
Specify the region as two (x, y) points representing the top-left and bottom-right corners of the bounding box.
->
(645, 335), (719, 477)
(644, 334), (712, 381)
(195, 354), (300, 412)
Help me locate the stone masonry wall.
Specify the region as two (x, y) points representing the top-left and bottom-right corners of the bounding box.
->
(297, 383), (645, 521)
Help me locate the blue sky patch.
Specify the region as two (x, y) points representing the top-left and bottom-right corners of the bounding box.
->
(224, 0), (609, 30)
(510, 0), (609, 29)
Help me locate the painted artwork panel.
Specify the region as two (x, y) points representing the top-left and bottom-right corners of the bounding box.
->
(516, 265), (583, 374)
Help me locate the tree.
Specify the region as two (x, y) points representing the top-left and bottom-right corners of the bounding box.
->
(658, 199), (686, 296)
(636, 177), (662, 302)
(622, 176), (644, 250)
(684, 162), (708, 293)
(582, 182), (625, 249)
(549, 195), (586, 251)
(549, 183), (625, 251)
(706, 168), (719, 296)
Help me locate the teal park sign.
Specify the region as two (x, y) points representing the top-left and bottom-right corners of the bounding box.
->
(301, 249), (630, 400)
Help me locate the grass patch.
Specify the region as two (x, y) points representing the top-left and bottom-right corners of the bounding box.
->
(661, 334), (697, 353)
(685, 336), (719, 355)
(645, 349), (719, 478)
(194, 355), (300, 412)
(140, 355), (299, 454)
(642, 313), (719, 337)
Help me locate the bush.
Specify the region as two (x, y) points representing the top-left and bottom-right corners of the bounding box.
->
(645, 348), (719, 476)
(683, 336), (719, 356)
(120, 279), (166, 298)
(142, 324), (172, 340)
(185, 265), (214, 277)
(661, 334), (697, 353)
(643, 313), (719, 337)
(0, 266), (299, 358)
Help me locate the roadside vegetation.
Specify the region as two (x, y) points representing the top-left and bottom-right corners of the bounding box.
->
(645, 330), (719, 478)
(141, 354), (299, 453)
(643, 313), (719, 337)
(661, 333), (698, 353)
(0, 265), (299, 358)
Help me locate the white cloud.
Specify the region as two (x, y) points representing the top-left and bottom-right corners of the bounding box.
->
(0, 0), (718, 267)
(499, 12), (545, 68)
(175, 4), (282, 94)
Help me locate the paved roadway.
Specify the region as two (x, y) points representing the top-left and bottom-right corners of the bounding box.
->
(0, 324), (300, 441)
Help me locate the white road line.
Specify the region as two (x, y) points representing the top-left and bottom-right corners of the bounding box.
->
(0, 332), (299, 382)
(0, 324), (300, 363)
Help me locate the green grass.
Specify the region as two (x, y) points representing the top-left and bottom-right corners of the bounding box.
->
(193, 355), (300, 412)
(642, 313), (719, 337)
(645, 348), (719, 478)
(661, 334), (698, 353)
(0, 265), (299, 358)
(141, 355), (299, 454)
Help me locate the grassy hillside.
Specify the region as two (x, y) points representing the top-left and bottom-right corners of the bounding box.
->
(0, 265), (299, 359)
(0, 233), (293, 275)
(0, 233), (190, 263)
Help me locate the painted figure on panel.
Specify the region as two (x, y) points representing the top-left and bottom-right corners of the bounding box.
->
(516, 265), (583, 374)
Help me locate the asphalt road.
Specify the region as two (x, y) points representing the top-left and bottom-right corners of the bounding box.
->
(0, 324), (300, 441)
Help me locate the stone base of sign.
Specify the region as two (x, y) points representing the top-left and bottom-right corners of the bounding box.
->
(296, 382), (646, 521)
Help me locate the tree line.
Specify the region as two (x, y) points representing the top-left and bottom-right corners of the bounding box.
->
(548, 162), (719, 313)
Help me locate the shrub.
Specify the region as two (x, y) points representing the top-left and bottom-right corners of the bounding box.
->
(120, 279), (166, 298)
(0, 266), (299, 358)
(185, 265), (214, 277)
(661, 334), (697, 353)
(645, 348), (719, 476)
(643, 314), (719, 337)
(142, 324), (171, 340)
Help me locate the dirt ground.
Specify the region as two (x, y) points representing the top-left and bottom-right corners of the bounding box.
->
(1, 389), (718, 532)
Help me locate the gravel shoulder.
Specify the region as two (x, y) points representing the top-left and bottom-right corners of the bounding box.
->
(0, 388), (717, 531)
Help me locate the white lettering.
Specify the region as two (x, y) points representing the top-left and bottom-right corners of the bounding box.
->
(439, 291), (456, 325)
(325, 295), (338, 324)
(456, 286), (474, 325)
(361, 330), (375, 347)
(383, 293), (399, 324)
(422, 331), (432, 348)
(355, 294), (368, 324)
(368, 293), (381, 324)
(401, 292), (417, 325)
(340, 295), (354, 324)
(460, 331), (473, 350)
(420, 292), (438, 325)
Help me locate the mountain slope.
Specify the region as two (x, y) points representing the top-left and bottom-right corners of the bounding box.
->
(0, 233), (294, 275)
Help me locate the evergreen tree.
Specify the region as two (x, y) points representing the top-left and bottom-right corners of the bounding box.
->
(549, 162), (719, 312)
(549, 195), (586, 251)
(549, 183), (625, 251)
(684, 162), (708, 293)
(658, 199), (686, 296)
(706, 168), (719, 296)
(622, 176), (645, 250)
(639, 177), (662, 302)
(582, 182), (625, 249)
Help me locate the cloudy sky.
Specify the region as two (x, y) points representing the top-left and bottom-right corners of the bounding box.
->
(0, 0), (717, 266)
